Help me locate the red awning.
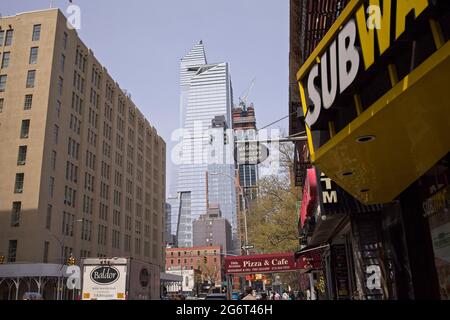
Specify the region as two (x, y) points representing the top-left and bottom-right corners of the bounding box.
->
(224, 253), (299, 275)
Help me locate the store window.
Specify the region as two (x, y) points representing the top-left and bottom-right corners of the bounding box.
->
(423, 157), (450, 300)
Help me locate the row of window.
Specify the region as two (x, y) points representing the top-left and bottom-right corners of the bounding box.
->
(71, 92), (83, 115)
(82, 195), (94, 215)
(66, 161), (78, 183)
(88, 107), (98, 128)
(60, 221), (155, 249)
(0, 29), (14, 47)
(9, 202), (52, 230)
(73, 70), (85, 93)
(169, 250), (219, 257)
(0, 70), (36, 92)
(169, 257), (218, 264)
(69, 114), (81, 135)
(47, 164), (156, 203)
(40, 222), (150, 255)
(101, 161), (110, 180)
(0, 46), (42, 70)
(75, 48), (87, 72)
(100, 182), (109, 200)
(68, 137), (80, 160)
(0, 39), (160, 152)
(6, 194), (154, 233)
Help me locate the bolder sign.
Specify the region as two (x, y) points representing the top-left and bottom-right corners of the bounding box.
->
(90, 266), (120, 285)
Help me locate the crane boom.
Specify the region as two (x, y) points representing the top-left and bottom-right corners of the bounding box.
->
(239, 78), (256, 111)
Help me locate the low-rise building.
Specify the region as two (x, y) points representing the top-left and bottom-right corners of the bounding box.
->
(193, 206), (233, 254)
(165, 246), (222, 288)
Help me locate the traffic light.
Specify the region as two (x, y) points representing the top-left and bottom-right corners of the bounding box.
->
(67, 255), (76, 266)
(203, 256), (207, 264)
(0, 255), (4, 264)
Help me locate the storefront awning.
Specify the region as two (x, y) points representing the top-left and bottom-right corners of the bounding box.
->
(160, 272), (182, 283)
(309, 214), (348, 247)
(0, 264), (67, 278)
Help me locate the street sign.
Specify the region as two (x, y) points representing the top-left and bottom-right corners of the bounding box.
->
(242, 245), (254, 250)
(235, 141), (269, 165)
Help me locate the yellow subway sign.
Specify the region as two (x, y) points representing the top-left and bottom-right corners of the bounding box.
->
(299, 0), (430, 130)
(357, 0), (429, 70)
(296, 0), (450, 204)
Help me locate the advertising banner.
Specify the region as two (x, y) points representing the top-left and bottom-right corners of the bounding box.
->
(224, 253), (299, 275)
(82, 265), (127, 300)
(296, 250), (322, 271)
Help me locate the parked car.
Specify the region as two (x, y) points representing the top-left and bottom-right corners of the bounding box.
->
(197, 293), (207, 300)
(231, 292), (240, 300)
(205, 293), (227, 300)
(23, 292), (43, 300)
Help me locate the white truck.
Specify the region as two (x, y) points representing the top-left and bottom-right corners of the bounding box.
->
(81, 257), (160, 300)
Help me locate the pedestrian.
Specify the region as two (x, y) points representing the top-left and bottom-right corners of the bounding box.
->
(289, 291), (295, 300)
(297, 291), (305, 300)
(274, 292), (281, 300)
(306, 288), (311, 300)
(260, 292), (268, 300)
(282, 291), (289, 300)
(242, 286), (257, 300)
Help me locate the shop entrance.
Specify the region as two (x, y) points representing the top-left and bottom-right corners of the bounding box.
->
(224, 252), (318, 300)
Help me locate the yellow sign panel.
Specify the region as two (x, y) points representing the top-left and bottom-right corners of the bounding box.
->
(315, 42), (450, 204)
(296, 0), (450, 204)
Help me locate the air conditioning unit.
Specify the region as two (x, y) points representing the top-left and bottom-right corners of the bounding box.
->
(17, 161), (26, 166)
(16, 189), (23, 194)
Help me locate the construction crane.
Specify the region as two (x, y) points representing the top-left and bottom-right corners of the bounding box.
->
(238, 78), (255, 112)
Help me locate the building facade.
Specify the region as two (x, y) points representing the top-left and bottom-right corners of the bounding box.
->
(165, 203), (176, 247)
(165, 269), (200, 294)
(165, 246), (223, 288)
(232, 104), (259, 202)
(176, 42), (234, 248)
(165, 195), (179, 247)
(0, 9), (166, 298)
(193, 206), (233, 255)
(206, 115), (237, 244)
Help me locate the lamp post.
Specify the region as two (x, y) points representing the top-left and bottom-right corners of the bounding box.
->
(208, 172), (250, 256)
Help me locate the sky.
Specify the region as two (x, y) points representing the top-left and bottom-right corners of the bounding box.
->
(2, 0), (290, 195)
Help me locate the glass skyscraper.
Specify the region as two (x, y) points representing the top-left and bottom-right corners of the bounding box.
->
(176, 42), (235, 248)
(166, 195), (180, 246)
(207, 116), (237, 243)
